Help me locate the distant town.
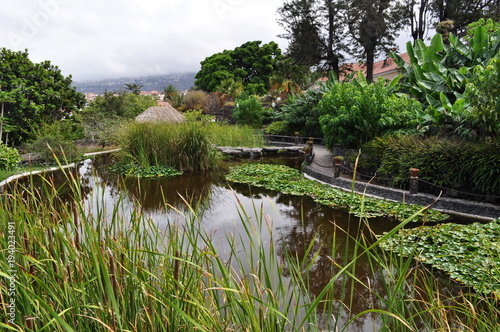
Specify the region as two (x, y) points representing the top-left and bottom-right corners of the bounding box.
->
(73, 72), (196, 95)
(82, 90), (183, 107)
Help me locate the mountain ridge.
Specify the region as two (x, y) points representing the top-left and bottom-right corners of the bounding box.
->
(73, 73), (196, 94)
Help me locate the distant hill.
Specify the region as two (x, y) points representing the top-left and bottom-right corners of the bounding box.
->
(73, 73), (196, 94)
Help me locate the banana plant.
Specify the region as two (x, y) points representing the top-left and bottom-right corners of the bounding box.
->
(391, 21), (500, 134)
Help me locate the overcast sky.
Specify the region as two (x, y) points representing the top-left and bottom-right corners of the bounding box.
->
(1, 0), (289, 82)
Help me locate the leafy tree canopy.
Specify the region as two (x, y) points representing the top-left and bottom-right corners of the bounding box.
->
(195, 41), (283, 95)
(0, 48), (85, 145)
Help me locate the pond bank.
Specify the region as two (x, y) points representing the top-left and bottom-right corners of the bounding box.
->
(305, 145), (499, 221)
(0, 149), (121, 190)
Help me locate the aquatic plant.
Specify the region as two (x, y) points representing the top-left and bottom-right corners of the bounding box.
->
(380, 218), (500, 296)
(109, 162), (182, 178)
(226, 163), (448, 222)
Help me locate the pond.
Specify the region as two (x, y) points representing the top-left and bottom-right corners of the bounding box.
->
(15, 153), (465, 331)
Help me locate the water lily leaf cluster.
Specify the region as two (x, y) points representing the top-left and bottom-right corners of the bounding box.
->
(110, 162), (182, 178)
(380, 219), (500, 297)
(226, 164), (447, 222)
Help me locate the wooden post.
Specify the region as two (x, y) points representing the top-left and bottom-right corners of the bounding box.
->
(409, 168), (419, 195)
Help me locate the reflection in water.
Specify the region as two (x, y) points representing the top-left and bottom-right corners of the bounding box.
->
(12, 153), (458, 331)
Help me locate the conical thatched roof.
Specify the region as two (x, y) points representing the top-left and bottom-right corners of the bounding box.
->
(135, 105), (185, 123)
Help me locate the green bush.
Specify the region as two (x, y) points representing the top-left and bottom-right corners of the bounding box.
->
(466, 52), (500, 137)
(184, 109), (216, 124)
(233, 93), (264, 128)
(266, 121), (288, 135)
(318, 79), (421, 149)
(358, 135), (500, 195)
(83, 92), (158, 119)
(281, 89), (323, 138)
(0, 144), (21, 170)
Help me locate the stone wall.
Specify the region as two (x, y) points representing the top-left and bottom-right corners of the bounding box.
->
(305, 166), (500, 221)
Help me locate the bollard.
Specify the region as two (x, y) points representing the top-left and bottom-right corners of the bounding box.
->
(333, 156), (343, 178)
(409, 168), (419, 195)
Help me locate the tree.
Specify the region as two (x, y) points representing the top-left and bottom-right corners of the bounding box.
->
(0, 48), (85, 144)
(346, 0), (407, 81)
(431, 0), (500, 37)
(277, 0), (348, 76)
(83, 92), (157, 119)
(269, 57), (309, 102)
(163, 84), (178, 102)
(194, 41), (282, 95)
(125, 83), (143, 95)
(407, 0), (432, 41)
(215, 78), (244, 102)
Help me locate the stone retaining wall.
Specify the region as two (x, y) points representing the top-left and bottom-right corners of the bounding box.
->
(305, 166), (500, 221)
(217, 146), (304, 158)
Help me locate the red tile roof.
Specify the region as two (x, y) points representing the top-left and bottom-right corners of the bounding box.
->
(340, 52), (410, 80)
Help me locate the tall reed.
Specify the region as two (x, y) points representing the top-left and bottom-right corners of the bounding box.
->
(115, 122), (263, 172)
(0, 166), (318, 331)
(1, 161), (498, 331)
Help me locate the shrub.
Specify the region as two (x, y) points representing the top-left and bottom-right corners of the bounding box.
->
(465, 52), (500, 138)
(233, 92), (264, 128)
(281, 89), (323, 138)
(183, 91), (207, 111)
(0, 144), (21, 170)
(266, 121), (288, 135)
(318, 79), (421, 149)
(358, 135), (500, 195)
(203, 92), (223, 113)
(170, 93), (185, 109)
(23, 121), (83, 164)
(184, 110), (216, 124)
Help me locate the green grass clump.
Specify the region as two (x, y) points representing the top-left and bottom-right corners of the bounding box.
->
(0, 169), (314, 331)
(358, 135), (500, 195)
(226, 163), (448, 222)
(208, 124), (264, 147)
(115, 122), (263, 174)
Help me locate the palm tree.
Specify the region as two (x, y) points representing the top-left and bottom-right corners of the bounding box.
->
(163, 84), (178, 101)
(125, 83), (143, 95)
(216, 78), (244, 103)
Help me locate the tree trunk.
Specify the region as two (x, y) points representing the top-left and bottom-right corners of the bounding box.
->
(326, 0), (340, 76)
(366, 48), (375, 82)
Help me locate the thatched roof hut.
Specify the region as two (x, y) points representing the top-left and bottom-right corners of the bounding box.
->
(135, 105), (185, 123)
